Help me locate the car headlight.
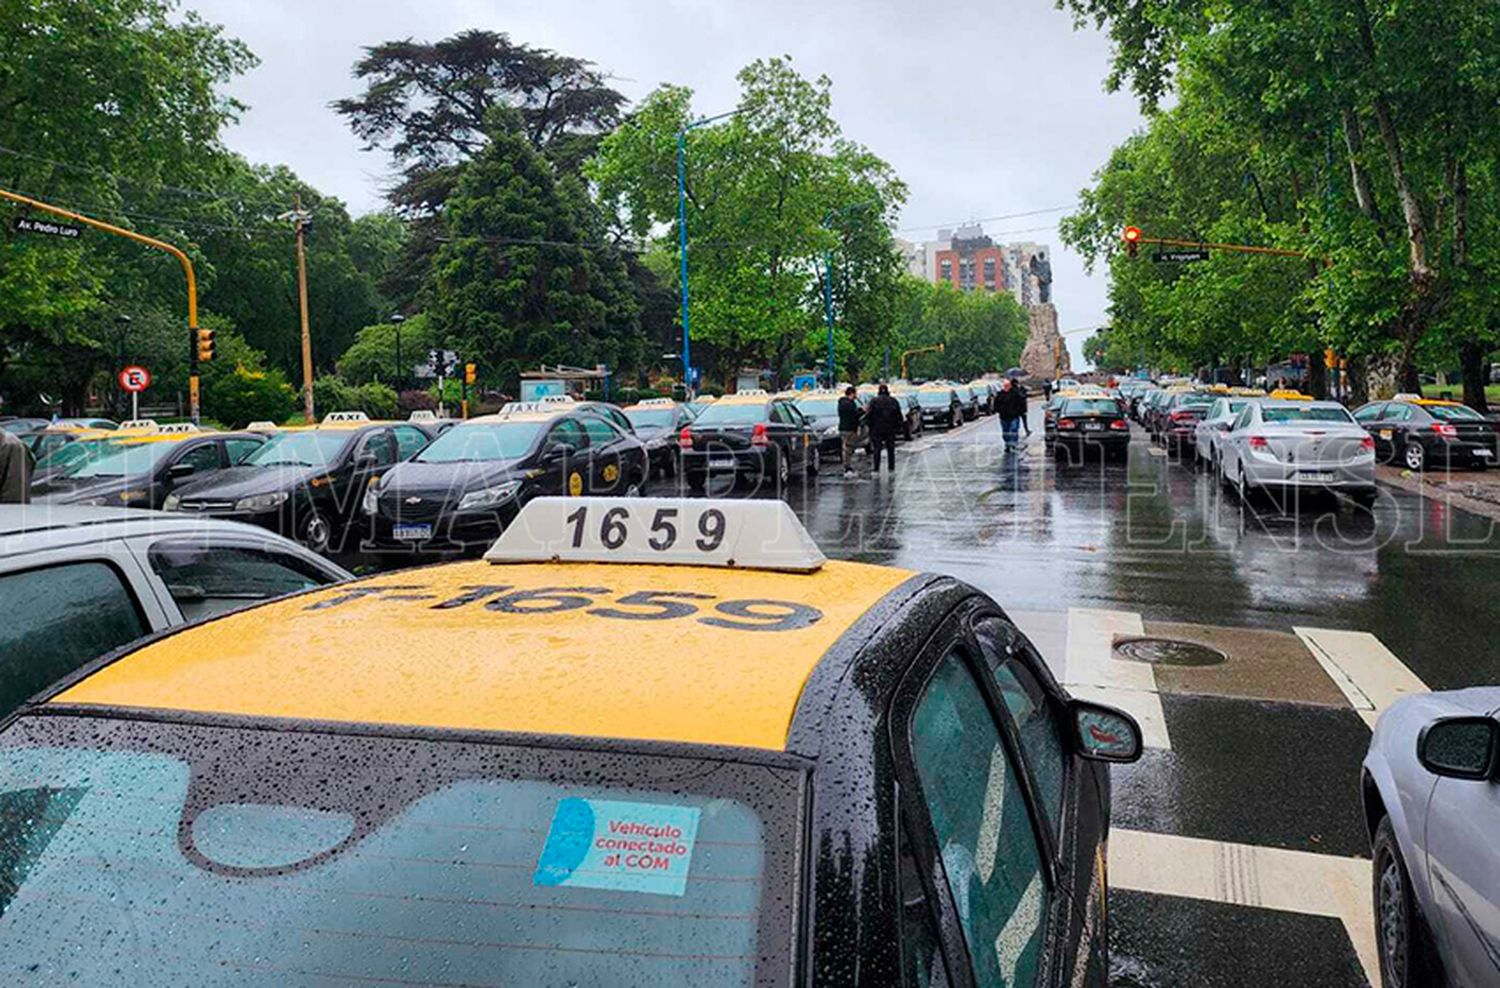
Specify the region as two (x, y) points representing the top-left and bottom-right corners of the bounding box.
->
(234, 491), (289, 512)
(362, 480), (382, 516)
(457, 481), (522, 511)
(162, 494), (181, 511)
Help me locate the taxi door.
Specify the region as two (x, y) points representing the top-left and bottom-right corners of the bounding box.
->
(1353, 403), (1391, 461)
(1423, 755), (1500, 986)
(540, 419), (589, 497)
(769, 400), (809, 471)
(581, 417), (627, 496)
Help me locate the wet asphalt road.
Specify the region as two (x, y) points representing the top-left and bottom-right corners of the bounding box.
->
(343, 403), (1498, 986)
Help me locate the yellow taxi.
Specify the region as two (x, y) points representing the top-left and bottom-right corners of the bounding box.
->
(0, 498), (1139, 986)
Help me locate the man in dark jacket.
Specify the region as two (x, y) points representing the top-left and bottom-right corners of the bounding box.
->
(836, 386), (864, 478)
(0, 429), (31, 503)
(996, 377), (1027, 448)
(865, 384), (905, 474)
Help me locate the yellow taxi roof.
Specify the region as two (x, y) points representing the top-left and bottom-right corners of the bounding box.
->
(1407, 397), (1460, 407)
(52, 558), (914, 751)
(717, 394), (773, 405)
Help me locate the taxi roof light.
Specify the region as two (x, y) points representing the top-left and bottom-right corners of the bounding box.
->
(485, 496), (826, 573)
(117, 419), (160, 432)
(408, 410), (438, 422)
(155, 422), (203, 434)
(322, 410), (371, 424)
(246, 421), (280, 433)
(636, 397), (676, 407)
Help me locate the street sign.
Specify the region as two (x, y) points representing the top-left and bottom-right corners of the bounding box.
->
(118, 366), (151, 393)
(1153, 249), (1210, 264)
(13, 216), (82, 239)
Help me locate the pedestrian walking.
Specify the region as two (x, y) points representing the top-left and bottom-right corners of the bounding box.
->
(1017, 380), (1033, 436)
(836, 385), (864, 479)
(0, 429), (31, 503)
(865, 384), (904, 475)
(996, 377), (1027, 448)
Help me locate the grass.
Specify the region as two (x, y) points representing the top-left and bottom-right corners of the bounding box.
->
(1421, 383), (1500, 403)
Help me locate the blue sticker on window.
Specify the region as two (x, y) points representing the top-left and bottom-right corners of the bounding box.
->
(534, 797), (701, 897)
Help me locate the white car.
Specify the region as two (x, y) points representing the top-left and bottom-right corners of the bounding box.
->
(0, 505), (351, 717)
(1193, 396), (1258, 468)
(1218, 399), (1376, 505)
(1362, 688), (1500, 987)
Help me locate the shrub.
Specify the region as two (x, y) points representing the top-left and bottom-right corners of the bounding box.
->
(205, 365), (297, 428)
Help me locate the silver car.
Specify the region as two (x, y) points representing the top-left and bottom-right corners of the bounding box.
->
(1193, 396), (1256, 468)
(1218, 399), (1376, 505)
(1362, 688), (1500, 988)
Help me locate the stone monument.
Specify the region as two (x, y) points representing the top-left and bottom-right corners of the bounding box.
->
(1019, 302), (1070, 380)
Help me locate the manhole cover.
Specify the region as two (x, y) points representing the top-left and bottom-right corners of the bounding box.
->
(1112, 637), (1227, 667)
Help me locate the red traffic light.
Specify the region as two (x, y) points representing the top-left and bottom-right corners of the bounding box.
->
(1123, 226), (1142, 243)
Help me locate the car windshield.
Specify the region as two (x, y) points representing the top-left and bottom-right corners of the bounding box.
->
(1425, 404), (1485, 422)
(415, 422), (543, 462)
(691, 402), (768, 426)
(794, 398), (839, 417)
(917, 391), (952, 407)
(625, 408), (675, 430)
(243, 431), (350, 467)
(67, 441), (179, 479)
(1063, 399), (1121, 416)
(36, 439), (120, 472)
(0, 715), (801, 987)
(1262, 405), (1355, 424)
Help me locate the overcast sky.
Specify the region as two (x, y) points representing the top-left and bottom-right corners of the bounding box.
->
(191, 0), (1144, 366)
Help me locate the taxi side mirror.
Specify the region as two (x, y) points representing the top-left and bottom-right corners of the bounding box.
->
(353, 453), (378, 470)
(168, 462), (197, 478)
(1418, 717), (1498, 780)
(542, 442), (570, 461)
(1070, 700), (1143, 763)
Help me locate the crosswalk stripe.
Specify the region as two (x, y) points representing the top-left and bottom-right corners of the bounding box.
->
(1294, 627), (1429, 729)
(1062, 608), (1171, 750)
(1110, 828), (1376, 985)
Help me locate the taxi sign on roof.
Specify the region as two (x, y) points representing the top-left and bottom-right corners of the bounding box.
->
(486, 496), (826, 573)
(246, 420), (280, 432)
(322, 410), (370, 424)
(117, 419), (159, 432)
(408, 409), (439, 422)
(636, 397), (675, 406)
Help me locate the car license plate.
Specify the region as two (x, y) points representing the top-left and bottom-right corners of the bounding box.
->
(1301, 471), (1335, 482)
(1084, 421), (1103, 431)
(392, 523), (433, 541)
(1476, 449), (1494, 458)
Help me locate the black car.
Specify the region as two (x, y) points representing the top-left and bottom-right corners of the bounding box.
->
(32, 430), (266, 509)
(794, 391), (867, 457)
(1353, 397), (1498, 471)
(364, 409), (649, 553)
(916, 387), (963, 429)
(166, 418), (436, 554)
(891, 390), (926, 439)
(622, 400), (696, 479)
(680, 395), (818, 492)
(1052, 397), (1130, 463)
(1155, 392), (1216, 455)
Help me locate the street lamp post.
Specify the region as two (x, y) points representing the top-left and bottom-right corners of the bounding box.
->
(390, 313), (406, 389)
(822, 200), (880, 387)
(676, 108), (740, 398)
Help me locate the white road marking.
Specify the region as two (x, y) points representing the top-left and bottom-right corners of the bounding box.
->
(1110, 828), (1376, 986)
(1063, 608), (1171, 749)
(1147, 446), (1167, 457)
(1294, 627), (1429, 729)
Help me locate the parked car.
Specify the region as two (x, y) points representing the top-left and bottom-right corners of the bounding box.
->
(32, 427), (265, 510)
(364, 408), (649, 554)
(916, 386), (963, 430)
(1052, 396), (1131, 463)
(622, 398), (697, 479)
(1218, 399), (1376, 505)
(164, 413), (436, 554)
(1362, 687), (1500, 988)
(954, 383), (981, 421)
(1352, 395), (1498, 471)
(1193, 396), (1258, 469)
(0, 504), (349, 717)
(1155, 391), (1218, 455)
(887, 388), (926, 440)
(680, 393), (818, 492)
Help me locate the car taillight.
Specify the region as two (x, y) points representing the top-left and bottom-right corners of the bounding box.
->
(1169, 410), (1193, 422)
(679, 427), (694, 449)
(1432, 423), (1458, 438)
(1110, 419), (1129, 431)
(1248, 435), (1269, 449)
(751, 422), (770, 447)
(1360, 435), (1375, 450)
(1058, 418), (1077, 430)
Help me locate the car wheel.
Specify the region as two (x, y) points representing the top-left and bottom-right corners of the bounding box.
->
(299, 508), (335, 555)
(1236, 463), (1252, 503)
(1373, 816), (1437, 988)
(806, 446), (820, 477)
(1403, 442), (1426, 472)
(775, 449), (790, 488)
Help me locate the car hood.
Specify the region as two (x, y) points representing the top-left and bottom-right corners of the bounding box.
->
(33, 474), (153, 503)
(380, 458), (526, 497)
(173, 464), (321, 501)
(802, 413), (840, 430)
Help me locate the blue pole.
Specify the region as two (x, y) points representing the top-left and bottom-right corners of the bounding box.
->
(677, 128), (692, 396)
(823, 243), (836, 387)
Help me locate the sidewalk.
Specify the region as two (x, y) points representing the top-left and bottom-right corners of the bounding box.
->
(1377, 464), (1500, 523)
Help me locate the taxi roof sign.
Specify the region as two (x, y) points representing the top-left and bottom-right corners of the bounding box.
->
(117, 419), (160, 432)
(322, 410), (370, 424)
(486, 496), (826, 573)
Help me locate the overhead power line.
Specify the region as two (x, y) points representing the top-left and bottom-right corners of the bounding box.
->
(895, 205), (1074, 236)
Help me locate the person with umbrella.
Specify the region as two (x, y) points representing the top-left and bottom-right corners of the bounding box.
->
(996, 376), (1028, 449)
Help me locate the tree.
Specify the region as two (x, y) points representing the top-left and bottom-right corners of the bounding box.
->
(587, 57), (907, 386)
(337, 313), (438, 385)
(427, 108), (640, 391)
(889, 279), (1028, 381)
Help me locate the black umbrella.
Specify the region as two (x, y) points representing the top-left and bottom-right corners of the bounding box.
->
(1006, 367), (1025, 379)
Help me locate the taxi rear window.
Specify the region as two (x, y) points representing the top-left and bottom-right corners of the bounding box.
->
(1426, 403), (1485, 422)
(0, 715), (803, 987)
(692, 403), (770, 426)
(1262, 405), (1354, 424)
(1061, 399), (1121, 416)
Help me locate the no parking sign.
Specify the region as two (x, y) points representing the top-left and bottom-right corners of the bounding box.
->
(118, 365), (151, 393)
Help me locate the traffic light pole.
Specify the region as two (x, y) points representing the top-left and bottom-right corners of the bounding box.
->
(0, 187), (204, 422)
(1122, 226), (1312, 260)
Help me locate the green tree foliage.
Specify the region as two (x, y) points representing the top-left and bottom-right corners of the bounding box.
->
(205, 364), (296, 428)
(1058, 0), (1500, 405)
(587, 58), (908, 386)
(891, 279), (1029, 381)
(337, 313), (438, 385)
(427, 108), (641, 391)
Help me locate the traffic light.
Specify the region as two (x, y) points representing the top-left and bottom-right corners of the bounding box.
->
(196, 327), (215, 362)
(464, 362), (476, 386)
(1122, 226), (1143, 258)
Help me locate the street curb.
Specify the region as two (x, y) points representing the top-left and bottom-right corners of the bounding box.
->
(1376, 467), (1500, 523)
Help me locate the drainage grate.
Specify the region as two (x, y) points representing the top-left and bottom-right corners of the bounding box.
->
(1112, 637), (1227, 667)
